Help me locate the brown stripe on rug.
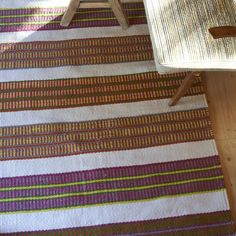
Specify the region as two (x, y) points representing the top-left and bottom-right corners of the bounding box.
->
(0, 35), (153, 69)
(0, 72), (203, 112)
(0, 108), (213, 160)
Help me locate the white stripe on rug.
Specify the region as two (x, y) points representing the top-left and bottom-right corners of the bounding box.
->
(1, 0), (122, 8)
(0, 140), (218, 178)
(0, 0), (70, 8)
(0, 25), (149, 43)
(0, 0), (142, 8)
(0, 61), (156, 82)
(0, 190), (229, 233)
(0, 95), (207, 127)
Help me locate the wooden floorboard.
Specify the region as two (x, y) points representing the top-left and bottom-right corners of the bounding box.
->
(205, 71), (236, 221)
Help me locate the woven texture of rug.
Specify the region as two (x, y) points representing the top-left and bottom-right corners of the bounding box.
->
(0, 0), (235, 235)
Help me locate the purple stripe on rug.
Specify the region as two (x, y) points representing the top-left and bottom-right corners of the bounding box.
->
(0, 168), (223, 199)
(0, 3), (146, 32)
(0, 179), (224, 213)
(0, 156), (221, 188)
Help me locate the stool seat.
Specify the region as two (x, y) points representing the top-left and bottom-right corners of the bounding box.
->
(61, 0), (129, 29)
(144, 0), (236, 73)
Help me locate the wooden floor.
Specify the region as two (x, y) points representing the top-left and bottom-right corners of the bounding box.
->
(205, 71), (236, 221)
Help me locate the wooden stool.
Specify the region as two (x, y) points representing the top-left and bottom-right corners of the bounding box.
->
(60, 0), (129, 29)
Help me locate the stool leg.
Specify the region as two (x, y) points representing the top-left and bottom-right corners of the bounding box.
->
(60, 0), (81, 27)
(168, 72), (200, 106)
(109, 0), (129, 29)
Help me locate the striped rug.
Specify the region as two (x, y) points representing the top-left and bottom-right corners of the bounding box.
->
(0, 0), (235, 235)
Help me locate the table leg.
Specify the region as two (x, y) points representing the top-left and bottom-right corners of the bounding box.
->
(168, 72), (200, 106)
(60, 0), (81, 27)
(109, 0), (129, 29)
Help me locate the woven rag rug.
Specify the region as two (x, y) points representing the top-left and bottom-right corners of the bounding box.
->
(0, 0), (235, 235)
